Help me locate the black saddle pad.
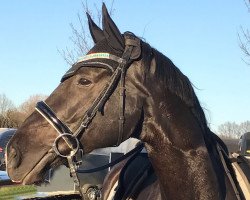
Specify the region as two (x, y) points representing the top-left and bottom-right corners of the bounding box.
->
(114, 153), (154, 200)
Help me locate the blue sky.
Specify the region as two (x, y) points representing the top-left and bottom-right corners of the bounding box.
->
(0, 0), (249, 131)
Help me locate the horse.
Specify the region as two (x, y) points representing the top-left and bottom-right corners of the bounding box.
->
(6, 3), (245, 200)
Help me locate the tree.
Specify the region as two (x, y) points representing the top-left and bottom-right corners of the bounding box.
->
(59, 0), (115, 65)
(0, 93), (14, 115)
(0, 93), (47, 128)
(239, 120), (250, 134)
(217, 122), (241, 139)
(217, 121), (250, 139)
(239, 0), (250, 64)
(19, 94), (47, 119)
(0, 109), (22, 128)
(0, 94), (18, 128)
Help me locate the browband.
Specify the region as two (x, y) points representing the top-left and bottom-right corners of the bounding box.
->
(61, 53), (126, 82)
(78, 53), (125, 64)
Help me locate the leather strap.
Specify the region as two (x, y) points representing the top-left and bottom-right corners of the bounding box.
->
(77, 143), (144, 173)
(216, 143), (241, 200)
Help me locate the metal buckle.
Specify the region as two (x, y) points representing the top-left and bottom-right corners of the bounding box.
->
(74, 149), (84, 166)
(52, 133), (80, 158)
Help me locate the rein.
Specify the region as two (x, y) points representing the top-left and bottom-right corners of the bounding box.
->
(35, 32), (142, 198)
(216, 143), (242, 200)
(77, 143), (144, 173)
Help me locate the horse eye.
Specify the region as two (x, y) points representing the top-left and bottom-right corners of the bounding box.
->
(78, 78), (92, 86)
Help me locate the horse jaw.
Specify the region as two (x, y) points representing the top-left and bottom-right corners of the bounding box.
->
(23, 153), (59, 184)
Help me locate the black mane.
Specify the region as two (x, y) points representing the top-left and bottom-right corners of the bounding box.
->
(139, 41), (243, 199)
(140, 40), (232, 155)
(141, 41), (208, 135)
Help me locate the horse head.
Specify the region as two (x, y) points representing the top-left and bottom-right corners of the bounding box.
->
(6, 4), (148, 184)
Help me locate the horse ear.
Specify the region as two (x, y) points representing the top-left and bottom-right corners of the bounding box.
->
(87, 12), (105, 44)
(102, 3), (125, 52)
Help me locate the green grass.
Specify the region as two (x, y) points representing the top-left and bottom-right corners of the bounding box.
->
(0, 185), (37, 200)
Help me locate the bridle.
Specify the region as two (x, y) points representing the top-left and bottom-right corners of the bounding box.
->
(35, 32), (143, 198)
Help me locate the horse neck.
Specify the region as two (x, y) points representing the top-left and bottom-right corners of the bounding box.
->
(140, 87), (223, 199)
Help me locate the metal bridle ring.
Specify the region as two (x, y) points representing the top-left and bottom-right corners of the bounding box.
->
(52, 133), (80, 158)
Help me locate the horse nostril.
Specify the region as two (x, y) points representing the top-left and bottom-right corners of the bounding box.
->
(8, 146), (21, 169)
